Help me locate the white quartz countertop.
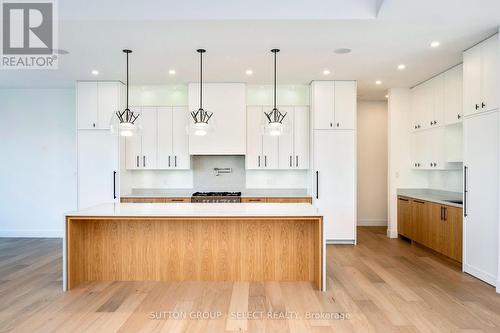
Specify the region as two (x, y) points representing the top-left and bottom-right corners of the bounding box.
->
(66, 202), (321, 217)
(397, 188), (463, 208)
(121, 188), (310, 198)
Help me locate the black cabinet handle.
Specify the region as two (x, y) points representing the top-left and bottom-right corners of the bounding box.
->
(296, 155), (298, 167)
(174, 155), (177, 167)
(398, 198), (409, 202)
(414, 200), (425, 204)
(464, 166), (468, 217)
(316, 171), (319, 199)
(458, 114), (461, 120)
(136, 156), (139, 168)
(482, 102), (486, 108)
(168, 155), (171, 167)
(336, 123), (340, 127)
(143, 156), (146, 167)
(258, 156), (261, 167)
(289, 156), (292, 167)
(475, 104), (479, 110)
(264, 155), (267, 167)
(113, 171), (117, 199)
(444, 207), (447, 221)
(330, 122), (333, 127)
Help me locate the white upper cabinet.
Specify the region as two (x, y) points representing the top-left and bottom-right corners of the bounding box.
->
(246, 106), (279, 169)
(246, 105), (308, 170)
(126, 106), (190, 170)
(293, 106), (310, 169)
(333, 81), (357, 129)
(278, 106), (295, 169)
(411, 66), (463, 130)
(77, 82), (98, 129)
(463, 34), (499, 116)
(77, 81), (125, 130)
(171, 107), (190, 169)
(444, 65), (463, 124)
(311, 81), (334, 129)
(311, 81), (356, 130)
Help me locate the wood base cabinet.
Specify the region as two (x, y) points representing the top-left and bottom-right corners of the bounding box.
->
(397, 196), (462, 262)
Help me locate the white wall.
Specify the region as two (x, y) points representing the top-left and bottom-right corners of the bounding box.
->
(357, 101), (388, 226)
(0, 89), (76, 237)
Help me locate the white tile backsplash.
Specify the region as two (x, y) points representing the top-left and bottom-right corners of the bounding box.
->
(192, 155), (246, 191)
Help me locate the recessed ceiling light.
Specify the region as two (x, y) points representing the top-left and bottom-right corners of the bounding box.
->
(430, 41), (440, 48)
(375, 80), (382, 85)
(91, 70), (99, 76)
(323, 69), (331, 75)
(245, 69), (253, 75)
(168, 69), (176, 75)
(397, 64), (406, 70)
(334, 48), (351, 54)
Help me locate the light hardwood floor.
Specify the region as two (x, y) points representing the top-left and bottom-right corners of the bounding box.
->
(1, 227), (500, 333)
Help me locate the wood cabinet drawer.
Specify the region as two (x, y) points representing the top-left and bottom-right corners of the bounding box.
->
(241, 197), (268, 203)
(397, 196), (462, 262)
(120, 197), (190, 203)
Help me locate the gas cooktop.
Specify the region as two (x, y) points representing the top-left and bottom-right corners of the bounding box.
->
(192, 192), (241, 197)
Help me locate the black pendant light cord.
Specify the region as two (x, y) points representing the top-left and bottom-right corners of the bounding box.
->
(197, 49), (206, 110)
(274, 50), (277, 110)
(123, 49), (132, 110)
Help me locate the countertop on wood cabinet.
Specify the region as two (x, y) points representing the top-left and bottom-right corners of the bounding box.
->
(66, 202), (321, 218)
(121, 188), (310, 198)
(397, 188), (463, 208)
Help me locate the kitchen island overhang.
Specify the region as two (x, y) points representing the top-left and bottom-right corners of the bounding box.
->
(63, 203), (326, 291)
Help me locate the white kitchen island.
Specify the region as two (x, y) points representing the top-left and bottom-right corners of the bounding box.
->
(64, 203), (325, 291)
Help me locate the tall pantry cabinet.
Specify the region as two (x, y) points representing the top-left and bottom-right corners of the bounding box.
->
(310, 81), (357, 243)
(76, 81), (125, 209)
(462, 33), (499, 287)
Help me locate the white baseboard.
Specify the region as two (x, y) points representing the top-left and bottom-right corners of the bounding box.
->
(386, 228), (398, 238)
(358, 219), (387, 226)
(0, 229), (63, 238)
(463, 264), (497, 287)
(326, 239), (356, 245)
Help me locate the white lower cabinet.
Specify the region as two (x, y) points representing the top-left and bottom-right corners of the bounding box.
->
(312, 130), (356, 242)
(247, 105), (309, 170)
(463, 110), (499, 286)
(78, 130), (119, 208)
(126, 106), (190, 170)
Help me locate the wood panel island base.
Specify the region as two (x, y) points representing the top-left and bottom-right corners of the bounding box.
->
(64, 203), (325, 291)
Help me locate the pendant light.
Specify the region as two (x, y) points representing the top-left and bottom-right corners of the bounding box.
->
(113, 49), (140, 137)
(264, 49), (287, 136)
(190, 49), (213, 136)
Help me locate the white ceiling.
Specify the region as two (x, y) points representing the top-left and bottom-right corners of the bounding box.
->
(1, 0), (499, 100)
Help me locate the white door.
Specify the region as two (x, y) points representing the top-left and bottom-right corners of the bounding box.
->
(313, 130), (356, 242)
(421, 80), (435, 129)
(140, 107), (158, 169)
(312, 81), (334, 130)
(77, 82), (98, 129)
(463, 111), (499, 286)
(293, 106), (309, 169)
(97, 82), (120, 129)
(444, 65), (463, 125)
(125, 107), (142, 169)
(157, 107), (173, 169)
(463, 45), (482, 116)
(480, 35), (499, 113)
(334, 81), (356, 129)
(246, 106), (263, 169)
(172, 106), (190, 169)
(78, 130), (119, 209)
(278, 106), (294, 169)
